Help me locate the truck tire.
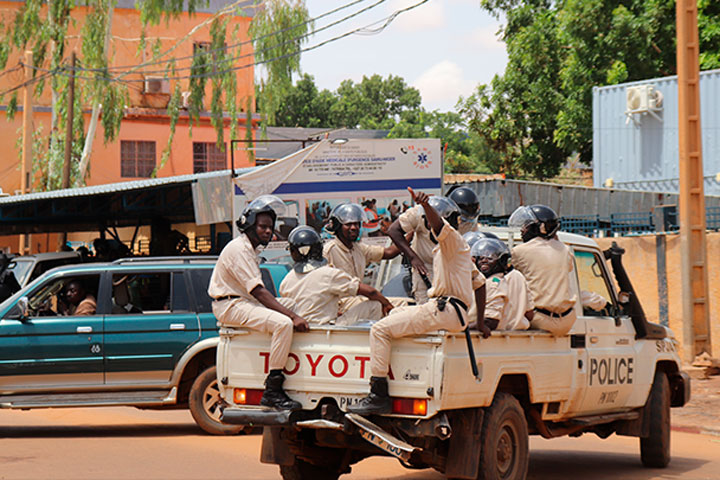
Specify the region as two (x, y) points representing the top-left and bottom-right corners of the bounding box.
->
(279, 458), (340, 480)
(640, 369), (670, 468)
(478, 393), (529, 480)
(188, 366), (244, 435)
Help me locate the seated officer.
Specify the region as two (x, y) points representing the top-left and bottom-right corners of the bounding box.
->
(209, 195), (308, 411)
(469, 237), (533, 332)
(280, 226), (393, 326)
(349, 188), (487, 415)
(323, 203), (409, 313)
(508, 205), (577, 336)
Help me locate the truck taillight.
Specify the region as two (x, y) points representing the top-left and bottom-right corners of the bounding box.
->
(392, 398), (427, 416)
(233, 388), (264, 405)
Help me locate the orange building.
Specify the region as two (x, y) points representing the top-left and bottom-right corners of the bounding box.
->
(0, 0), (258, 253)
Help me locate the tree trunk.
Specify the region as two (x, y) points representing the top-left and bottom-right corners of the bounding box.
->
(75, 5), (113, 187)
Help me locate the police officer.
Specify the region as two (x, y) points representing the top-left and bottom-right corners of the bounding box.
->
(448, 186), (481, 235)
(470, 237), (533, 332)
(208, 195), (307, 411)
(281, 226), (393, 325)
(508, 205), (577, 336)
(349, 188), (487, 415)
(324, 203), (408, 312)
(388, 195), (469, 304)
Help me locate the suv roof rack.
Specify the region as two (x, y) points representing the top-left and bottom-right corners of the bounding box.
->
(111, 256), (218, 265)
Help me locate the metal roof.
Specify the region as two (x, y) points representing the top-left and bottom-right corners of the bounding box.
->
(0, 168), (255, 235)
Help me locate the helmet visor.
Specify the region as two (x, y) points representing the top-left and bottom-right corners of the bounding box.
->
(419, 196), (460, 220)
(331, 203), (367, 224)
(471, 238), (509, 260)
(463, 231), (483, 249)
(246, 195), (287, 217)
(507, 206), (538, 229)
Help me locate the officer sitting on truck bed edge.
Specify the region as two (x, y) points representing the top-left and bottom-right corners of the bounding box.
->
(508, 205), (577, 336)
(208, 195), (308, 411)
(281, 226), (393, 325)
(349, 188), (487, 415)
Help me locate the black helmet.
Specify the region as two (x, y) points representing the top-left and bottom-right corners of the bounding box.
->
(508, 204), (560, 241)
(288, 226), (326, 273)
(471, 237), (511, 275)
(326, 203), (366, 234)
(448, 186), (480, 223)
(420, 196), (461, 229)
(236, 195), (286, 232)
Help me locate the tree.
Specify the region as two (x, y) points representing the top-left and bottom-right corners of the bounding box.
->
(250, 0), (312, 128)
(474, 0), (686, 179)
(274, 73), (334, 127)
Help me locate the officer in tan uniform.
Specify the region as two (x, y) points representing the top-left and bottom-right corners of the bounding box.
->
(208, 195), (307, 411)
(281, 226), (393, 325)
(508, 205), (577, 336)
(323, 203), (408, 312)
(469, 237), (533, 332)
(349, 188), (487, 415)
(387, 200), (437, 304)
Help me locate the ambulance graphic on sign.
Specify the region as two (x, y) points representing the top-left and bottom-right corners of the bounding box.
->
(404, 144), (433, 170)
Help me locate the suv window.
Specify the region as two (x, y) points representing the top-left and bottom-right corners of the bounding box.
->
(189, 269), (213, 314)
(111, 272), (174, 314)
(574, 250), (613, 317)
(26, 274), (100, 317)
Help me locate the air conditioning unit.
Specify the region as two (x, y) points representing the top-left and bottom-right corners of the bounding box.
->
(626, 85), (663, 114)
(144, 77), (170, 95)
(181, 90), (192, 109)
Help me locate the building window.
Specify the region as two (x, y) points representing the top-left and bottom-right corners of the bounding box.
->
(121, 140), (156, 178)
(193, 142), (226, 173)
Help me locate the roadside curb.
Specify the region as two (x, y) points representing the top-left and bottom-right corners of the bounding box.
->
(671, 424), (720, 437)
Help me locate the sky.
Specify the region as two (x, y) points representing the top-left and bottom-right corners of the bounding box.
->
(299, 0), (509, 113)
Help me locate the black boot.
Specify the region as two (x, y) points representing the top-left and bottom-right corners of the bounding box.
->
(260, 370), (302, 410)
(347, 376), (391, 415)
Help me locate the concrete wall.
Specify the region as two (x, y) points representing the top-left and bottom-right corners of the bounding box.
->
(595, 233), (720, 362)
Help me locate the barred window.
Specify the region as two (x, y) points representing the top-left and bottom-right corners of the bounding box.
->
(193, 142), (226, 173)
(121, 140), (156, 178)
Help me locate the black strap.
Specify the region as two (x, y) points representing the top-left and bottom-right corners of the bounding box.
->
(535, 306), (574, 318)
(214, 295), (240, 302)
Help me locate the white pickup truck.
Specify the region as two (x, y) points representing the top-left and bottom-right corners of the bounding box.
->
(216, 232), (690, 480)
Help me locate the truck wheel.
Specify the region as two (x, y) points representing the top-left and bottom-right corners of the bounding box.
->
(640, 369), (670, 468)
(478, 393), (529, 480)
(188, 366), (244, 435)
(279, 458), (340, 480)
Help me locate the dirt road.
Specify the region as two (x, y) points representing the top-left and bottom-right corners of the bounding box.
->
(1, 407), (719, 479)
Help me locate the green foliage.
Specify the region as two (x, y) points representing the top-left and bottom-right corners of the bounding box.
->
(473, 0), (679, 179)
(699, 0), (720, 69)
(250, 0), (312, 127)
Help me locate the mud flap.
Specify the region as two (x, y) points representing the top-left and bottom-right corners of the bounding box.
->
(345, 413), (418, 462)
(260, 427), (295, 466)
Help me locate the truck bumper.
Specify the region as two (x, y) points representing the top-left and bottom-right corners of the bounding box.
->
(221, 408), (292, 426)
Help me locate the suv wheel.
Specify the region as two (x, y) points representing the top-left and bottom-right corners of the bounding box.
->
(189, 366), (244, 435)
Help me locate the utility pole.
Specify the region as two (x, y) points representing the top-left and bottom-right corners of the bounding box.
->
(19, 51), (33, 255)
(58, 51), (76, 251)
(677, 0), (712, 363)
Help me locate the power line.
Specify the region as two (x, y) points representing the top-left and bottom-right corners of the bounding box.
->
(69, 0), (387, 77)
(22, 0), (429, 84)
(81, 0), (374, 73)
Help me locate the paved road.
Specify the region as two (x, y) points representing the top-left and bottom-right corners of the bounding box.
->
(1, 407), (719, 480)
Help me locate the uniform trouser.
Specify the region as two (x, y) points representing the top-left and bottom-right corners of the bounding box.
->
(369, 299), (466, 377)
(411, 266), (434, 304)
(530, 308), (577, 336)
(213, 297), (296, 371)
(338, 295), (412, 320)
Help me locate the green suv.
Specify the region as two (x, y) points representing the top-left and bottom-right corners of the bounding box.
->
(0, 257), (289, 435)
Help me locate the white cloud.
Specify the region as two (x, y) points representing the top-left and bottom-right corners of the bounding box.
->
(412, 61), (475, 111)
(387, 0), (445, 32)
(461, 24), (506, 53)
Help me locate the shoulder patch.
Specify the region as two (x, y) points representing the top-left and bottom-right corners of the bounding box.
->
(492, 277), (501, 283)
